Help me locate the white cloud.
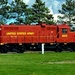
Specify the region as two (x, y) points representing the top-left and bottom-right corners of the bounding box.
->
(53, 14), (63, 21)
(49, 7), (53, 14)
(22, 0), (30, 4)
(51, 0), (61, 14)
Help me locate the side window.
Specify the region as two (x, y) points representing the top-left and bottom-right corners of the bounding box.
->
(62, 28), (67, 34)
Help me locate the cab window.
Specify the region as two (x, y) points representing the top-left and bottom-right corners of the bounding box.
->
(62, 28), (67, 34)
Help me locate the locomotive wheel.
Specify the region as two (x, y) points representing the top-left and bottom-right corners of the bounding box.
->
(17, 49), (25, 53)
(67, 48), (73, 52)
(56, 45), (63, 52)
(17, 46), (25, 53)
(67, 44), (73, 52)
(0, 46), (8, 53)
(1, 49), (8, 53)
(72, 47), (75, 52)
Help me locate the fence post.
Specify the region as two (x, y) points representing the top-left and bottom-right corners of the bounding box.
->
(42, 43), (44, 54)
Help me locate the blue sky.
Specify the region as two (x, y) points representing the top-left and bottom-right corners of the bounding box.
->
(8, 0), (65, 14)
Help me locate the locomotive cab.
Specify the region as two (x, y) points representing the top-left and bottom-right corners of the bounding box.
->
(57, 24), (70, 43)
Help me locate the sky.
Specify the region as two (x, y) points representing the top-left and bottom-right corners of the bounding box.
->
(8, 0), (66, 14)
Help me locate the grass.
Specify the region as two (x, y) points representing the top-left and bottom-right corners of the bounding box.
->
(0, 52), (75, 75)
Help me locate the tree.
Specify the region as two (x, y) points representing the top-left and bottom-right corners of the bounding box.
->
(9, 0), (28, 24)
(58, 0), (75, 26)
(0, 0), (10, 24)
(25, 0), (54, 24)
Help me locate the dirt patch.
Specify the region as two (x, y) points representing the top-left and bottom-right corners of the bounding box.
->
(42, 60), (75, 64)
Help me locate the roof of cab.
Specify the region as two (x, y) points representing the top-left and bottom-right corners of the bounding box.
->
(57, 24), (70, 28)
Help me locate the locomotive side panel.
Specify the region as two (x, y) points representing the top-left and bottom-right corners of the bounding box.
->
(1, 25), (19, 43)
(46, 25), (57, 43)
(0, 24), (57, 44)
(0, 26), (2, 44)
(0, 25), (41, 44)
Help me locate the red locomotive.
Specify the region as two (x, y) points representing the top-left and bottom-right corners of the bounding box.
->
(0, 23), (75, 53)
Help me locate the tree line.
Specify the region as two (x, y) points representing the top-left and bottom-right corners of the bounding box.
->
(0, 0), (75, 26)
(58, 0), (75, 26)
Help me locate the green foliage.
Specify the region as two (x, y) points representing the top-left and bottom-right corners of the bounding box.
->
(58, 0), (75, 26)
(9, 0), (28, 24)
(0, 0), (10, 24)
(25, 0), (55, 24)
(0, 0), (55, 25)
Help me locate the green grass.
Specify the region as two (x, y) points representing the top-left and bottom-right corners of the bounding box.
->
(0, 52), (75, 75)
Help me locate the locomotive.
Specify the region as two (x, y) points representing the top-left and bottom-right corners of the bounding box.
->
(0, 23), (75, 53)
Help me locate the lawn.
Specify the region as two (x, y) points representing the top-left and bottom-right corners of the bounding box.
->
(0, 52), (75, 75)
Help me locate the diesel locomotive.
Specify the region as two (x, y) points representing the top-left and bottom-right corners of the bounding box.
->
(0, 23), (75, 53)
